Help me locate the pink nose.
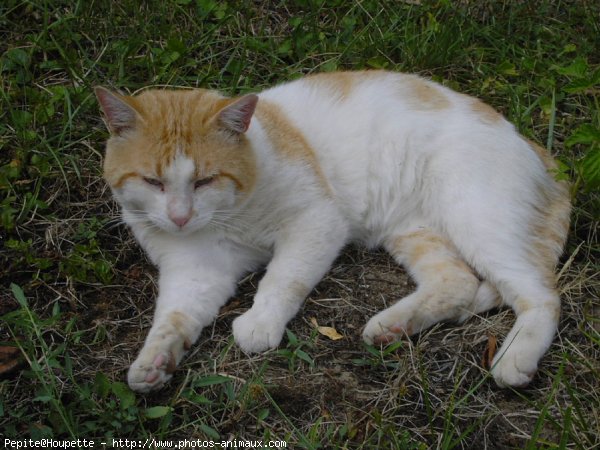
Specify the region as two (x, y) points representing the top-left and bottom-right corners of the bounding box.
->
(170, 214), (191, 227)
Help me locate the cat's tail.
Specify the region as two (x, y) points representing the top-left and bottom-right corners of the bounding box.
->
(525, 139), (571, 279)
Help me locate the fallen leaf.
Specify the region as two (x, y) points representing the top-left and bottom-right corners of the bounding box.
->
(0, 346), (23, 376)
(219, 298), (242, 315)
(310, 317), (344, 341)
(482, 334), (497, 370)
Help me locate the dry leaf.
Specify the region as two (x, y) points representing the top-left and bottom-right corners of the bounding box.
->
(318, 326), (344, 341)
(310, 317), (344, 341)
(482, 334), (498, 369)
(0, 346), (23, 376)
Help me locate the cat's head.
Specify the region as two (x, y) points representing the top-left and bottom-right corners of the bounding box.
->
(95, 87), (258, 235)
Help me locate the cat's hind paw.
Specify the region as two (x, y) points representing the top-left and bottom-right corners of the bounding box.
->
(232, 309), (286, 353)
(490, 349), (537, 388)
(362, 319), (413, 346)
(362, 302), (417, 346)
(127, 351), (176, 393)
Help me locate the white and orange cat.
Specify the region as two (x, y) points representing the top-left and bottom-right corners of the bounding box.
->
(95, 71), (570, 393)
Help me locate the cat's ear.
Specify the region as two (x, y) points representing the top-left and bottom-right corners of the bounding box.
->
(217, 94), (258, 134)
(94, 87), (139, 135)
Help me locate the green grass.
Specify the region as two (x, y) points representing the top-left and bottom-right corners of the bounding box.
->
(1, 0), (599, 448)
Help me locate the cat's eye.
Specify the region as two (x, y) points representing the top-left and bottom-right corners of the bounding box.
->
(194, 176), (215, 189)
(143, 177), (164, 190)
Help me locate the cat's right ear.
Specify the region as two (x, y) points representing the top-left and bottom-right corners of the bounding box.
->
(94, 87), (138, 135)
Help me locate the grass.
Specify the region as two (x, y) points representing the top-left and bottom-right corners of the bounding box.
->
(1, 0), (599, 448)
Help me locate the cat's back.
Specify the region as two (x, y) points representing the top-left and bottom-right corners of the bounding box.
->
(256, 70), (512, 158)
(258, 70), (484, 125)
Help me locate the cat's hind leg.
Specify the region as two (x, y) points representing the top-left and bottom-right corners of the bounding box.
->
(460, 280), (502, 322)
(439, 183), (569, 388)
(463, 251), (562, 387)
(454, 245), (562, 388)
(363, 229), (496, 344)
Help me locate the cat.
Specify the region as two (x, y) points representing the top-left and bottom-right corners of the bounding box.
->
(95, 70), (570, 393)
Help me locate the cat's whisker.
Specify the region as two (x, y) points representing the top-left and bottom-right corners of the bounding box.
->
(210, 213), (259, 231)
(105, 212), (149, 228)
(208, 220), (248, 235)
(212, 208), (262, 219)
(106, 221), (130, 231)
(209, 213), (252, 228)
(135, 220), (162, 234)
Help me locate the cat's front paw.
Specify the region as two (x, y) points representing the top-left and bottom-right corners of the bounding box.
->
(232, 309), (286, 353)
(127, 329), (191, 393)
(128, 351), (176, 393)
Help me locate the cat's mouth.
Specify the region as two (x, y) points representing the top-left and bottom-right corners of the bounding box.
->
(158, 213), (214, 236)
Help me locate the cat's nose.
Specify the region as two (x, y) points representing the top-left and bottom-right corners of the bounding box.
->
(169, 214), (191, 228)
(167, 197), (193, 228)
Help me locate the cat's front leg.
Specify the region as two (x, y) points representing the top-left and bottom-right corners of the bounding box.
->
(127, 243), (246, 393)
(127, 307), (203, 393)
(232, 206), (348, 353)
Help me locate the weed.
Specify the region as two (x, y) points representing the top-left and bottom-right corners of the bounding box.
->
(276, 329), (316, 373)
(352, 341), (404, 370)
(1, 0), (598, 447)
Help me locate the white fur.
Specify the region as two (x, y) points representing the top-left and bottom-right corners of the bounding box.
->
(117, 72), (565, 392)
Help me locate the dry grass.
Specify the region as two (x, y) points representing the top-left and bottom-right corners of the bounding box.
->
(1, 0), (599, 448)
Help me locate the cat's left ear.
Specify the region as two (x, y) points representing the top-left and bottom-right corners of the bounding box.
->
(218, 94), (259, 134)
